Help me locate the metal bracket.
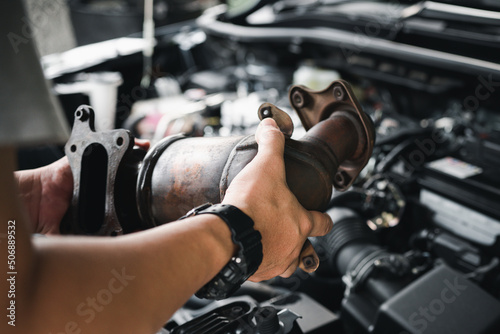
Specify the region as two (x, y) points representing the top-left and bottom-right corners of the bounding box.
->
(258, 102), (294, 138)
(63, 105), (134, 235)
(289, 80), (375, 190)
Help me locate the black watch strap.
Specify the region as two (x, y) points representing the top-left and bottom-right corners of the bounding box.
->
(179, 203), (263, 300)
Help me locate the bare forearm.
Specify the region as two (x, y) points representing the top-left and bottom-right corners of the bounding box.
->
(25, 215), (235, 333)
(2, 118), (334, 334)
(3, 148), (235, 333)
(14, 157), (72, 234)
(1, 148), (37, 333)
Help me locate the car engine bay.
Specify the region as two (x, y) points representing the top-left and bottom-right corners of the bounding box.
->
(33, 1), (500, 333)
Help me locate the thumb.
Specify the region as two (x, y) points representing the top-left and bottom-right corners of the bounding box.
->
(255, 118), (285, 159)
(307, 211), (333, 237)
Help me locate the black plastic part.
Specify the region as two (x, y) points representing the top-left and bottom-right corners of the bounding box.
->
(255, 306), (281, 334)
(337, 244), (381, 277)
(167, 302), (301, 334)
(419, 161), (500, 221)
(312, 207), (378, 276)
(370, 264), (500, 334)
(169, 301), (253, 334)
(426, 230), (483, 272)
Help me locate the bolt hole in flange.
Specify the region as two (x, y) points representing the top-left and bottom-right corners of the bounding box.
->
(292, 90), (307, 108)
(74, 108), (89, 121)
(335, 172), (345, 184)
(70, 145), (77, 152)
(116, 137), (124, 146)
(333, 86), (344, 100)
(261, 107), (272, 118)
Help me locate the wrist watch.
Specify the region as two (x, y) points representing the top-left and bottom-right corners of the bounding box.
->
(179, 203), (263, 300)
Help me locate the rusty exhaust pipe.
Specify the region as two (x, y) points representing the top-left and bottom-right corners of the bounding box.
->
(63, 80), (374, 265)
(135, 80), (374, 227)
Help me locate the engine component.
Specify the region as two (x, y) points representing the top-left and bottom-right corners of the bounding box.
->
(419, 163), (500, 247)
(165, 287), (340, 334)
(63, 80), (375, 236)
(314, 207), (500, 334)
(313, 208), (414, 293)
(137, 80), (374, 224)
(368, 264), (500, 334)
(166, 301), (302, 334)
(62, 108), (146, 235)
(411, 229), (486, 274)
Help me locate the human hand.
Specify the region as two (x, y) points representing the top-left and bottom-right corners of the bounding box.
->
(222, 118), (333, 281)
(15, 156), (73, 235)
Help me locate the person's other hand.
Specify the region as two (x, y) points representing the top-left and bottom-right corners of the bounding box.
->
(222, 118), (333, 281)
(16, 156), (73, 235)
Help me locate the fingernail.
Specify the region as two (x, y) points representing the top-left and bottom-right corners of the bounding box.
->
(261, 118), (279, 129)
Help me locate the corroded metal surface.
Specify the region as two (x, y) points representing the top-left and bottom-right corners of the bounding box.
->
(138, 80), (375, 224)
(64, 80), (375, 237)
(137, 135), (244, 224)
(258, 102), (294, 137)
(289, 80), (375, 191)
